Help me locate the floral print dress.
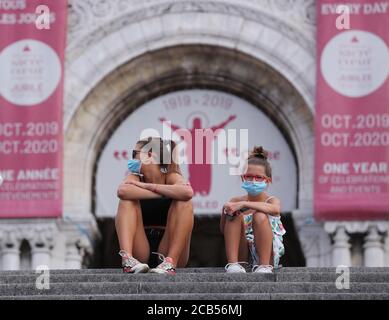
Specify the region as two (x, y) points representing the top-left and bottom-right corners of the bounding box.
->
(243, 196), (286, 267)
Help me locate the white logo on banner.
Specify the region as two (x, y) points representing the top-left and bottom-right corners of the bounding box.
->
(321, 30), (389, 98)
(95, 90), (297, 216)
(0, 39), (61, 106)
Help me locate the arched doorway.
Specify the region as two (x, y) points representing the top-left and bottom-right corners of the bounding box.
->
(64, 45), (312, 267)
(93, 87), (303, 267)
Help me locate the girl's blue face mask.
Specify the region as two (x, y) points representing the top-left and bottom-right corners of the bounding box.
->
(128, 159), (142, 174)
(241, 181), (267, 196)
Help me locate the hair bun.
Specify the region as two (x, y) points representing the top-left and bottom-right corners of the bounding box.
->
(250, 146), (268, 160)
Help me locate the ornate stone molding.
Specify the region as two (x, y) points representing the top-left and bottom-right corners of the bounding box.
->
(324, 221), (389, 235)
(324, 221), (388, 267)
(0, 222), (58, 250)
(67, 0), (316, 54)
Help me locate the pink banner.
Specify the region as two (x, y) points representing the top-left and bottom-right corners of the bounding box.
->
(0, 1), (67, 218)
(315, 0), (389, 220)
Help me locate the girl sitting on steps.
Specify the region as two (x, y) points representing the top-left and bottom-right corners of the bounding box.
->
(220, 146), (286, 273)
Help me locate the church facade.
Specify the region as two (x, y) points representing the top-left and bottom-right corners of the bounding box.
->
(0, 0), (388, 270)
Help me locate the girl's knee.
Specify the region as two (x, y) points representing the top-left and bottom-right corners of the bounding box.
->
(225, 214), (244, 225)
(253, 212), (268, 224)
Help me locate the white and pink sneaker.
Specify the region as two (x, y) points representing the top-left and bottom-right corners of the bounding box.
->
(119, 250), (149, 274)
(149, 253), (176, 275)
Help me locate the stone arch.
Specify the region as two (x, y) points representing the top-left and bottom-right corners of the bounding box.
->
(64, 45), (313, 219)
(65, 2), (315, 130)
(64, 1), (320, 264)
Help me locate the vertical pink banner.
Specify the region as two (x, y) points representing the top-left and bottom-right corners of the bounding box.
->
(0, 0), (67, 218)
(315, 0), (389, 220)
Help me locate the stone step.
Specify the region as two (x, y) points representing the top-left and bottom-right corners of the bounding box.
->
(0, 282), (388, 296)
(1, 267), (389, 276)
(1, 272), (389, 284)
(1, 268), (388, 300)
(1, 293), (389, 300)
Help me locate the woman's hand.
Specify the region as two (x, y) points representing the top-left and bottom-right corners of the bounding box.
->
(223, 201), (245, 215)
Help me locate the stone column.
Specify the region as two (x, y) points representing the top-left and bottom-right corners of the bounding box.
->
(29, 226), (55, 270)
(0, 231), (21, 270)
(31, 246), (51, 270)
(1, 246), (20, 270)
(363, 226), (384, 267)
(332, 226), (351, 267)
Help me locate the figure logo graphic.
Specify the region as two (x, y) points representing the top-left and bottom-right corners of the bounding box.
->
(160, 114), (236, 196)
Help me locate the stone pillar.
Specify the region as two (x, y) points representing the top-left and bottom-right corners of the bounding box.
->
(31, 246), (51, 270)
(332, 226), (351, 267)
(363, 226), (384, 267)
(1, 246), (20, 270)
(0, 231), (21, 270)
(29, 225), (56, 270)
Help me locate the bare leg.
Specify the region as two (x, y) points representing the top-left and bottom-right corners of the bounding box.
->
(224, 215), (248, 263)
(115, 199), (150, 263)
(158, 199), (194, 267)
(238, 226), (249, 263)
(252, 212), (273, 265)
(176, 238), (191, 268)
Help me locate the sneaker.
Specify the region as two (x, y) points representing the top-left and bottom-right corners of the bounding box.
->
(252, 264), (273, 273)
(149, 252), (176, 275)
(119, 250), (149, 274)
(225, 262), (247, 273)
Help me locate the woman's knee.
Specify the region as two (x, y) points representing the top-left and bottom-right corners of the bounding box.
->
(116, 199), (141, 218)
(120, 199), (140, 209)
(170, 199), (194, 215)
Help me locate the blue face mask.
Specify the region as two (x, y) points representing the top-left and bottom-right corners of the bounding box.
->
(127, 159), (141, 174)
(241, 181), (267, 196)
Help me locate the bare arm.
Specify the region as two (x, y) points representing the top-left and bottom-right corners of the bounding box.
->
(158, 172), (193, 200)
(128, 172), (193, 201)
(219, 195), (247, 234)
(241, 197), (281, 216)
(117, 174), (162, 200)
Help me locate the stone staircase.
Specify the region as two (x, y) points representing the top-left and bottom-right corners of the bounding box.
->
(0, 267), (388, 300)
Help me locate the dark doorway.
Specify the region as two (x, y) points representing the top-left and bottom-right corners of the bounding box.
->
(91, 206), (305, 268)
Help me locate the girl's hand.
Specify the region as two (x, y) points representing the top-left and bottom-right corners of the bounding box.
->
(223, 201), (244, 215)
